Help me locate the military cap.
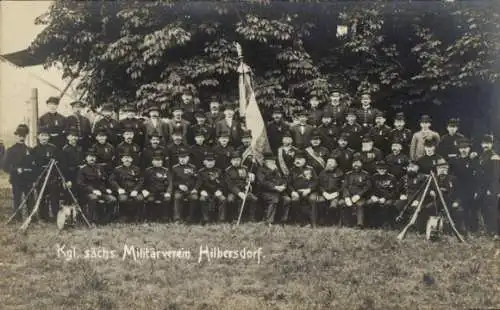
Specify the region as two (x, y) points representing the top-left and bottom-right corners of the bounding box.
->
(327, 152), (338, 160)
(347, 108), (357, 116)
(194, 130), (206, 138)
(447, 118), (459, 127)
(122, 127), (135, 133)
(149, 131), (161, 138)
(147, 104), (160, 113)
(101, 103), (114, 112)
(171, 130), (183, 137)
(338, 132), (349, 140)
(482, 134), (494, 144)
(375, 160), (387, 169)
(362, 135), (373, 143)
(151, 154), (164, 161)
(171, 104), (184, 112)
(352, 152), (363, 163)
(391, 137), (403, 145)
(230, 150), (241, 159)
(423, 138), (436, 147)
(420, 114), (431, 123)
(311, 130), (321, 140)
(95, 128), (108, 136)
(375, 110), (385, 118)
(195, 110), (206, 118)
(394, 112), (405, 121)
(14, 124), (29, 136)
(457, 138), (471, 148)
(242, 130), (252, 139)
(263, 152), (275, 160)
(435, 158), (449, 167)
(38, 126), (50, 135)
(122, 104), (136, 112)
(208, 94), (221, 103)
(177, 148), (190, 157)
(86, 149), (97, 157)
(46, 96), (60, 105)
(70, 100), (84, 107)
(182, 88), (194, 96)
(223, 103), (236, 111)
(282, 130), (292, 138)
(294, 150), (306, 159)
(329, 90), (341, 96)
(120, 150), (134, 158)
(296, 109), (307, 117)
(204, 152), (216, 161)
(66, 128), (79, 136)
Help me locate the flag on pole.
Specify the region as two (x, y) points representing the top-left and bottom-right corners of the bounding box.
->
(238, 65), (271, 164)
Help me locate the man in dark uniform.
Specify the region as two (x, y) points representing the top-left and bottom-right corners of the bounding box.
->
(2, 124), (34, 221)
(116, 128), (142, 166)
(38, 96), (66, 148)
(390, 112), (412, 154)
(342, 153), (372, 228)
(172, 148), (199, 223)
(331, 132), (355, 173)
(166, 131), (189, 168)
(117, 104), (146, 148)
(290, 111), (314, 149)
(317, 155), (345, 226)
(316, 111), (341, 151)
(212, 133), (234, 170)
(367, 161), (398, 228)
(369, 110), (392, 154)
(109, 152), (144, 222)
(394, 161), (428, 225)
(32, 127), (60, 221)
(189, 111), (214, 146)
(288, 150), (319, 227)
(205, 95), (225, 126)
(385, 139), (410, 179)
(77, 150), (117, 224)
(225, 150), (258, 222)
(189, 130), (210, 169)
(141, 133), (170, 171)
(341, 108), (363, 150)
(304, 132), (329, 175)
(144, 105), (169, 146)
(307, 95), (324, 127)
(451, 138), (479, 233)
(256, 152), (290, 225)
(437, 118), (466, 161)
(476, 134), (500, 237)
(215, 103), (242, 147)
(417, 138), (444, 175)
(323, 90), (347, 127)
(93, 103), (120, 146)
(89, 129), (116, 178)
(65, 100), (92, 152)
(276, 130), (298, 178)
(266, 107), (290, 154)
(360, 135), (384, 174)
(195, 153), (227, 224)
(60, 128), (84, 203)
(142, 155), (173, 221)
(179, 88), (197, 123)
(355, 93), (379, 135)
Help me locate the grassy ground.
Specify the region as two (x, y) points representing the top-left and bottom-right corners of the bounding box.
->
(0, 173), (499, 310)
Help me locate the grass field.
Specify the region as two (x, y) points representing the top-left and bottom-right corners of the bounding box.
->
(0, 175), (499, 310)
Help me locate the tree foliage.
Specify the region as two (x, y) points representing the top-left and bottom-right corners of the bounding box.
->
(30, 1), (500, 117)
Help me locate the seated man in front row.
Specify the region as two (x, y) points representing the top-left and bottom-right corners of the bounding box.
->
(195, 153), (227, 224)
(172, 148), (199, 223)
(142, 154), (173, 222)
(317, 155), (345, 226)
(77, 150), (117, 225)
(342, 153), (372, 228)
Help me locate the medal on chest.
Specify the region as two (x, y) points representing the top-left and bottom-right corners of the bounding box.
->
(156, 172), (165, 179)
(55, 120), (58, 126)
(208, 171), (219, 180)
(238, 169), (246, 178)
(304, 169), (312, 180)
(46, 151), (51, 158)
(26, 150), (30, 156)
(367, 152), (374, 160)
(184, 168), (193, 175)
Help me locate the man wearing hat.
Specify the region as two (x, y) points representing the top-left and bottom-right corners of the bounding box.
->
(144, 104), (169, 146)
(395, 161), (427, 222)
(385, 138), (410, 179)
(342, 153), (372, 228)
(331, 132), (355, 172)
(205, 95), (225, 126)
(256, 152), (291, 225)
(167, 104), (190, 145)
(288, 150), (320, 227)
(32, 126), (60, 222)
(172, 148), (199, 223)
(39, 96), (66, 148)
(290, 110), (314, 149)
(60, 128), (85, 202)
(368, 110), (392, 154)
(451, 138), (480, 233)
(323, 90), (347, 127)
(195, 152), (227, 224)
(305, 131), (329, 175)
(93, 103), (120, 146)
(390, 112), (412, 154)
(317, 155), (345, 225)
(239, 130), (256, 167)
(277, 130), (298, 177)
(225, 150), (258, 222)
(141, 133), (170, 171)
(341, 108), (363, 150)
(410, 114), (440, 161)
(212, 132), (235, 170)
(367, 160), (398, 228)
(118, 104), (146, 147)
(142, 154), (173, 222)
(266, 106), (290, 154)
(416, 137), (444, 174)
(109, 151), (144, 222)
(188, 130), (209, 169)
(360, 135), (384, 174)
(167, 130), (190, 168)
(476, 134), (500, 237)
(189, 110), (214, 145)
(179, 88), (197, 123)
(355, 93), (380, 135)
(89, 129), (116, 177)
(307, 94), (324, 127)
(2, 124), (34, 221)
(438, 118), (466, 161)
(316, 111), (341, 151)
(116, 128), (142, 166)
(215, 102), (243, 147)
(77, 150), (117, 224)
(65, 100), (92, 152)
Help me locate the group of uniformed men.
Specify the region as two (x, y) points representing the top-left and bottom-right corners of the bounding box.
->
(2, 89), (499, 236)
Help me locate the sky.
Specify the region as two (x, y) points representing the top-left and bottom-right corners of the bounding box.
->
(0, 1), (76, 145)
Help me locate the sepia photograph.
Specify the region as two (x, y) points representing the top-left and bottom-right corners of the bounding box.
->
(0, 0), (499, 309)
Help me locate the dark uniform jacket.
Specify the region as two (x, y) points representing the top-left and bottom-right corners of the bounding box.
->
(166, 142), (189, 167)
(93, 117), (120, 145)
(305, 145), (329, 174)
(307, 108), (324, 127)
(385, 152), (410, 179)
(355, 107), (379, 132)
(341, 122), (363, 150)
(65, 114), (92, 143)
(141, 146), (169, 170)
(435, 173), (458, 201)
(189, 144), (209, 169)
(196, 167), (225, 194)
(277, 145), (298, 177)
(450, 155), (478, 195)
(109, 165), (143, 192)
(342, 169), (371, 198)
(256, 165), (288, 193)
(400, 173), (427, 197)
(90, 142), (115, 174)
(143, 118), (170, 146)
(117, 117), (146, 146)
(60, 143), (84, 181)
(77, 164), (109, 194)
(225, 165), (251, 195)
(2, 142), (34, 184)
(477, 150), (500, 195)
(438, 132), (466, 160)
(318, 168), (344, 193)
(371, 172), (398, 199)
(369, 124), (392, 153)
(316, 124), (341, 150)
(144, 166), (173, 194)
(417, 153), (444, 175)
(39, 112), (66, 147)
(331, 146), (355, 172)
(212, 144), (235, 170)
(32, 143), (58, 178)
(215, 118), (242, 147)
(323, 103), (347, 126)
(205, 110), (225, 126)
(116, 141), (141, 165)
(290, 124), (314, 149)
(188, 123), (214, 146)
(172, 163), (198, 190)
(266, 121), (290, 154)
(360, 148), (384, 173)
(390, 128), (412, 152)
(288, 165), (318, 193)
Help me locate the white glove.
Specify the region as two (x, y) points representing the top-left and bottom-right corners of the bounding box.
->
(486, 190), (492, 196)
(429, 190), (436, 197)
(379, 197), (386, 204)
(470, 152), (478, 158)
(452, 202), (459, 208)
(248, 173), (255, 182)
(118, 188), (126, 195)
(92, 189), (102, 196)
(106, 189), (112, 194)
(142, 190), (150, 198)
(323, 192), (332, 200)
(164, 192), (171, 199)
(65, 181), (72, 188)
(345, 197), (353, 207)
(301, 188), (311, 196)
(473, 193), (478, 199)
(191, 189), (198, 195)
(179, 185), (188, 192)
(352, 195), (360, 203)
(411, 200), (419, 207)
(331, 192), (339, 199)
(17, 168), (23, 174)
(214, 190), (223, 197)
(130, 190), (138, 197)
(370, 195), (378, 203)
(291, 191), (300, 200)
(238, 192), (246, 200)
(200, 190), (209, 198)
(400, 194), (408, 200)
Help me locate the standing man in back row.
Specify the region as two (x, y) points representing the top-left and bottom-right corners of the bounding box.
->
(38, 96), (66, 149)
(410, 115), (440, 161)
